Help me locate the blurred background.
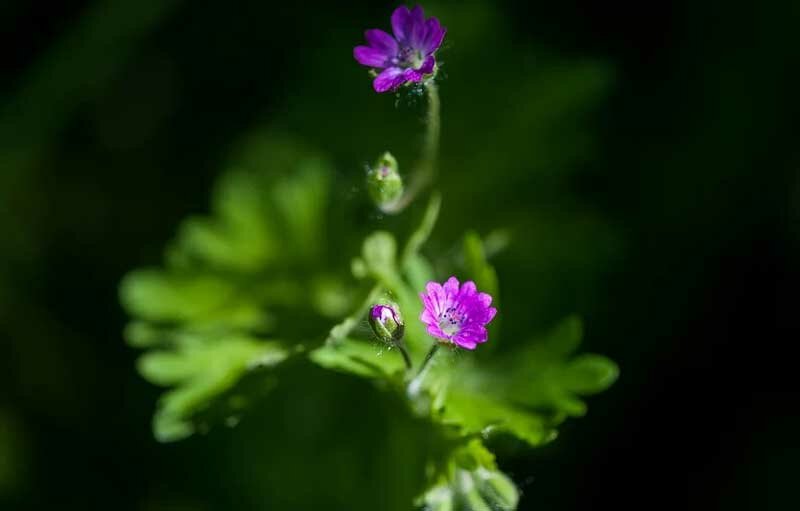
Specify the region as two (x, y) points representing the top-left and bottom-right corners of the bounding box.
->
(1, 0), (798, 510)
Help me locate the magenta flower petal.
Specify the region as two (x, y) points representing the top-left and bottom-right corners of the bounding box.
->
(454, 338), (478, 350)
(458, 280), (477, 298)
(391, 5), (413, 43)
(421, 18), (446, 54)
(425, 281), (446, 312)
(426, 323), (446, 338)
(365, 29), (398, 55)
(355, 5), (446, 93)
(373, 66), (407, 93)
(354, 45), (390, 67)
(408, 5), (427, 47)
(418, 276), (497, 350)
(417, 55), (436, 75)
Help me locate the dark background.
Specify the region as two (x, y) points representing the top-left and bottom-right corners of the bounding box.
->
(1, 1), (798, 510)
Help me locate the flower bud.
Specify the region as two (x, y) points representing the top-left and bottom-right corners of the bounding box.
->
(367, 152), (404, 209)
(369, 303), (404, 344)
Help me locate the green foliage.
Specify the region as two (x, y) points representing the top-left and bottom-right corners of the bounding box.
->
(311, 195), (443, 379)
(417, 440), (519, 511)
(139, 337), (288, 442)
(462, 231), (499, 301)
(488, 317), (619, 417)
(309, 336), (406, 381)
(119, 137), (343, 441)
(118, 132), (618, 511)
(425, 316), (618, 448)
(303, 190), (617, 510)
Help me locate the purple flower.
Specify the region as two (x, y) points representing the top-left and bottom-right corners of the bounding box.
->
(369, 303), (405, 343)
(419, 276), (497, 350)
(353, 5), (446, 93)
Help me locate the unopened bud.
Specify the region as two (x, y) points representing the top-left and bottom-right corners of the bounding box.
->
(369, 303), (404, 344)
(367, 152), (404, 209)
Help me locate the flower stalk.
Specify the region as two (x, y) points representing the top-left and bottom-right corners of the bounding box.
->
(407, 342), (440, 397)
(381, 81), (440, 214)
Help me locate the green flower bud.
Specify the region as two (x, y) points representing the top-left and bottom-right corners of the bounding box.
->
(367, 152), (404, 209)
(369, 303), (404, 344)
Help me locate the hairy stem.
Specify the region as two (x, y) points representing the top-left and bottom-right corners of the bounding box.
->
(418, 342), (440, 375)
(383, 80), (441, 213)
(407, 342), (441, 396)
(396, 342), (413, 370)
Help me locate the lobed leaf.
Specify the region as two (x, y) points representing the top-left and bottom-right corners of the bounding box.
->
(119, 137), (341, 442)
(462, 230), (499, 301)
(424, 316), (617, 448)
(309, 337), (406, 381)
(417, 440), (520, 511)
(145, 338), (288, 442)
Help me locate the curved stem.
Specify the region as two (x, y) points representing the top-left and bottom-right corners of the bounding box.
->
(407, 343), (441, 396)
(396, 342), (413, 370)
(418, 343), (440, 375)
(382, 81), (441, 213)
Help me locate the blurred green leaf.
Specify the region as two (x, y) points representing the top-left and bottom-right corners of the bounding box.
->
(462, 230), (499, 301)
(145, 337), (288, 442)
(402, 194), (441, 291)
(169, 170), (279, 271)
(424, 316), (617, 447)
(403, 253), (436, 292)
(119, 270), (268, 330)
(417, 440), (520, 511)
(309, 337), (405, 381)
(362, 231), (398, 281)
(435, 388), (557, 447)
(491, 316), (619, 417)
(401, 193), (441, 267)
(271, 157), (330, 262)
(119, 137), (345, 442)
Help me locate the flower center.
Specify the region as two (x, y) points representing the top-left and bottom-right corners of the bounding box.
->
(438, 306), (465, 337)
(394, 46), (425, 69)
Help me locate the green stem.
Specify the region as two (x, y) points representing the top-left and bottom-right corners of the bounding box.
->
(421, 80), (441, 173)
(396, 342), (413, 370)
(418, 343), (440, 375)
(407, 343), (441, 396)
(383, 80), (441, 213)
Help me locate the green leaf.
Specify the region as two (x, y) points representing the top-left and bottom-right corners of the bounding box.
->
(417, 440), (520, 511)
(119, 137), (341, 442)
(309, 337), (405, 381)
(142, 338), (289, 442)
(362, 231), (397, 280)
(271, 158), (329, 262)
(169, 170), (278, 272)
(462, 230), (502, 351)
(119, 269), (268, 331)
(310, 275), (356, 318)
(462, 230), (499, 301)
(489, 316), (619, 418)
(561, 354), (620, 394)
(435, 388), (557, 447)
(401, 192), (441, 267)
(423, 316), (617, 448)
(403, 253), (436, 293)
